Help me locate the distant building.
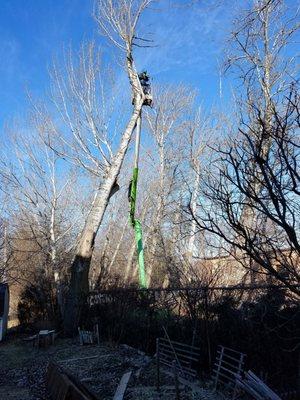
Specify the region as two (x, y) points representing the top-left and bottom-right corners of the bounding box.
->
(0, 284), (9, 341)
(191, 248), (300, 287)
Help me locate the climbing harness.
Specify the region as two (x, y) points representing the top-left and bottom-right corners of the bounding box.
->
(128, 71), (152, 288)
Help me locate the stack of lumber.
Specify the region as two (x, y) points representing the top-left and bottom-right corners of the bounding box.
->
(236, 370), (282, 400)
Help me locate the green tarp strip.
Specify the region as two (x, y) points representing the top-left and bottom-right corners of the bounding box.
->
(129, 167), (147, 288)
(129, 167), (138, 227)
(134, 219), (146, 288)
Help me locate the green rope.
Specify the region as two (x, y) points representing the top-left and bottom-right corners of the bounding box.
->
(129, 167), (138, 227)
(129, 167), (147, 288)
(134, 219), (146, 288)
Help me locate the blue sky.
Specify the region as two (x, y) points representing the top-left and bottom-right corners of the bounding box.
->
(0, 0), (240, 134)
(0, 0), (92, 126)
(1, 0), (299, 134)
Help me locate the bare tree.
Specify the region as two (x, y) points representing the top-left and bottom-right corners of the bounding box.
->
(185, 0), (300, 295)
(190, 88), (300, 296)
(62, 0), (154, 334)
(144, 85), (195, 285)
(99, 85), (199, 288)
(226, 0), (300, 229)
(184, 109), (219, 261)
(0, 122), (81, 315)
(0, 217), (11, 284)
(47, 42), (118, 178)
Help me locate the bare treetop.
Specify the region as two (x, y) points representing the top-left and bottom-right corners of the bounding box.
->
(93, 0), (154, 51)
(226, 0), (300, 104)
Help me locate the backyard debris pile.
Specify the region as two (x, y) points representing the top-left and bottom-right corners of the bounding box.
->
(0, 336), (227, 399)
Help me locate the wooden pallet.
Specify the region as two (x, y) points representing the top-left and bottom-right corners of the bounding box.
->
(213, 345), (246, 399)
(78, 325), (99, 345)
(156, 333), (200, 399)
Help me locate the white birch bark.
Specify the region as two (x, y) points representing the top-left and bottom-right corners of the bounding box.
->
(63, 0), (152, 334)
(187, 160), (201, 259)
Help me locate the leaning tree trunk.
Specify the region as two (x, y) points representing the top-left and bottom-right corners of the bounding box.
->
(64, 96), (143, 335)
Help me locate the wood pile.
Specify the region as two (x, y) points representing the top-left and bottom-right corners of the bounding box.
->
(235, 370), (282, 400)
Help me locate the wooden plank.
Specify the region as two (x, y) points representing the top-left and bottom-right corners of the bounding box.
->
(236, 373), (275, 400)
(159, 343), (199, 360)
(160, 358), (196, 374)
(68, 381), (95, 400)
(233, 353), (245, 399)
(160, 354), (194, 367)
(212, 369), (236, 384)
(246, 371), (282, 400)
(216, 375), (235, 387)
(213, 365), (235, 377)
(214, 357), (241, 371)
(214, 345), (224, 390)
(161, 329), (184, 375)
(218, 345), (246, 356)
(159, 352), (198, 364)
(113, 371), (132, 400)
(216, 350), (242, 364)
(159, 346), (199, 362)
(160, 337), (200, 352)
(59, 355), (107, 363)
(160, 359), (196, 377)
(159, 342), (199, 358)
(236, 370), (282, 400)
(159, 343), (197, 357)
(128, 385), (185, 392)
(161, 361), (196, 376)
(46, 362), (99, 400)
(160, 354), (196, 368)
(217, 364), (239, 376)
(236, 379), (265, 400)
(212, 371), (235, 384)
(162, 369), (200, 390)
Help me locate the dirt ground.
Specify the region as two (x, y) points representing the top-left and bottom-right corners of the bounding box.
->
(0, 333), (227, 400)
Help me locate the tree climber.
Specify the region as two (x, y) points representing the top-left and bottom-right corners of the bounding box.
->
(132, 70), (153, 106)
(138, 70), (152, 106)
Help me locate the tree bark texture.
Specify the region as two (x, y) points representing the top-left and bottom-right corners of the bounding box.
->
(64, 97), (144, 335)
